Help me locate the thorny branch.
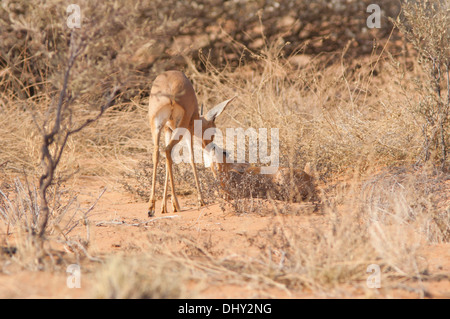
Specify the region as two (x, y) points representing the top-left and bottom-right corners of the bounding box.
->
(36, 32), (120, 240)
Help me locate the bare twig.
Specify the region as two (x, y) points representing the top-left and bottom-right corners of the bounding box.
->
(95, 215), (180, 227)
(36, 31), (120, 242)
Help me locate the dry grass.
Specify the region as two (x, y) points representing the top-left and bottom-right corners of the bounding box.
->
(0, 0), (449, 298)
(0, 167), (103, 270)
(91, 254), (190, 299)
(86, 170), (448, 297)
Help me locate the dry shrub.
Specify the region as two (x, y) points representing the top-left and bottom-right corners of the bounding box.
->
(395, 0), (450, 168)
(0, 0), (434, 199)
(187, 39), (424, 182)
(362, 166), (450, 245)
(0, 176), (42, 268)
(119, 30), (441, 216)
(178, 170), (446, 293)
(251, 211), (374, 290)
(0, 0), (412, 182)
(215, 169), (275, 215)
(91, 254), (190, 299)
(160, 203), (372, 294)
(352, 165), (450, 295)
(207, 175), (441, 293)
(0, 171), (100, 269)
(0, 0), (447, 299)
(216, 167), (317, 215)
(0, 0), (402, 99)
(0, 98), (44, 173)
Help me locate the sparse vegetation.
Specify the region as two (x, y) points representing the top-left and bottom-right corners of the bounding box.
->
(0, 0), (449, 298)
(395, 0), (450, 167)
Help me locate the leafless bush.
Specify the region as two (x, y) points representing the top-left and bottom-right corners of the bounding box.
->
(33, 31), (119, 244)
(216, 167), (317, 215)
(219, 171), (272, 215)
(0, 23), (120, 267)
(395, 0), (450, 168)
(0, 172), (100, 269)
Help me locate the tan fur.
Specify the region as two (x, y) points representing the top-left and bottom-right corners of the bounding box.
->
(147, 71), (234, 216)
(210, 151), (317, 202)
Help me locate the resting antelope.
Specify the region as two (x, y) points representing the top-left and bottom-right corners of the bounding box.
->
(204, 145), (317, 203)
(147, 70), (235, 217)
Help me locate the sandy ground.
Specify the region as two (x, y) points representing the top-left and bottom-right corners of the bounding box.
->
(0, 175), (449, 299)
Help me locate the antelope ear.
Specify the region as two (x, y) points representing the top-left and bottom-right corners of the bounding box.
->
(205, 96), (236, 122)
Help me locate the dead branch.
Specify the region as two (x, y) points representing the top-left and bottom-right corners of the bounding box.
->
(36, 31), (120, 241)
(95, 215), (180, 227)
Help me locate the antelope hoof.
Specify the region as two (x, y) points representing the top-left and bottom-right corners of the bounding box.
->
(148, 199), (156, 217)
(160, 204), (168, 215)
(198, 199), (206, 208)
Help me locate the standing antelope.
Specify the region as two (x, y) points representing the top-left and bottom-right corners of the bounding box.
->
(147, 70), (235, 217)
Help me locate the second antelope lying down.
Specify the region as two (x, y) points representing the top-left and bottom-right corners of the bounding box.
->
(205, 146), (317, 203)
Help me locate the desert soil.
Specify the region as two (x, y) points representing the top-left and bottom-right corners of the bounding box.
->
(0, 174), (449, 299)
